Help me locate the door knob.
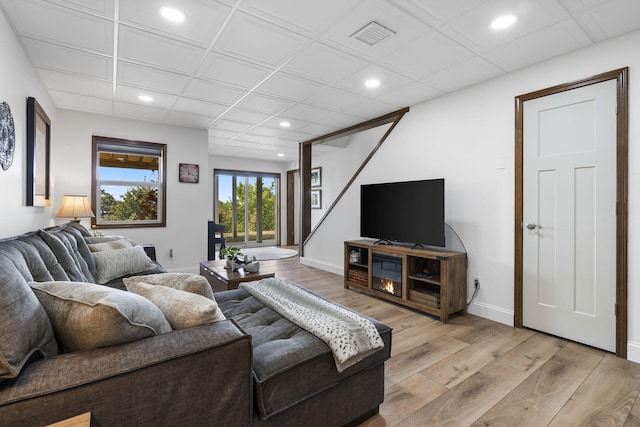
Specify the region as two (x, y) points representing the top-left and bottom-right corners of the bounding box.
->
(526, 223), (541, 230)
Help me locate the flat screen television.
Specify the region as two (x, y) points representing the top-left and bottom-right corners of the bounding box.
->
(360, 178), (445, 247)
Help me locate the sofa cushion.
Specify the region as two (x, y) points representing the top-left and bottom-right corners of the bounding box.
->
(92, 245), (157, 285)
(38, 230), (89, 283)
(125, 282), (226, 329)
(30, 281), (172, 352)
(123, 273), (214, 299)
(43, 223), (98, 281)
(215, 288), (392, 420)
(0, 233), (67, 282)
(0, 254), (59, 380)
(87, 238), (133, 252)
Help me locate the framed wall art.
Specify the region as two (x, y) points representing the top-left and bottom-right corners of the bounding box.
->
(311, 189), (322, 209)
(26, 97), (51, 206)
(310, 167), (322, 187)
(179, 163), (199, 183)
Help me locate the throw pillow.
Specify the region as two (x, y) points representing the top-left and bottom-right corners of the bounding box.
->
(87, 238), (134, 252)
(84, 235), (125, 244)
(123, 273), (214, 300)
(125, 282), (226, 330)
(92, 245), (156, 285)
(0, 256), (59, 380)
(30, 281), (172, 352)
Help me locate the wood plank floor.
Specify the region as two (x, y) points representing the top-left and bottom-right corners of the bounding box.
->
(271, 255), (640, 426)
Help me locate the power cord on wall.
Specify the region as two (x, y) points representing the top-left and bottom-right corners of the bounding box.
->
(445, 223), (478, 306)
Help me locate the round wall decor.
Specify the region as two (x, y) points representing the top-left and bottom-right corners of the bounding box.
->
(0, 101), (16, 171)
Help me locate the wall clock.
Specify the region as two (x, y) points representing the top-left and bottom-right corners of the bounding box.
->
(0, 101), (16, 171)
(179, 163), (199, 183)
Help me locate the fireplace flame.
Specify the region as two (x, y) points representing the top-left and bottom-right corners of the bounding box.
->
(380, 278), (396, 295)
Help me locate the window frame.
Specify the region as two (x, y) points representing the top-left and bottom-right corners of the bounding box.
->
(91, 135), (167, 229)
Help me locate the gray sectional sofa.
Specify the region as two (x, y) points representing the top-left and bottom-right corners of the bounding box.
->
(0, 222), (391, 426)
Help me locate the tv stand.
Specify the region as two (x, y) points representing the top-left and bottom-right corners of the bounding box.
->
(344, 240), (467, 322)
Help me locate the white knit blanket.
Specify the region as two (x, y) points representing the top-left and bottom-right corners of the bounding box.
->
(240, 278), (384, 372)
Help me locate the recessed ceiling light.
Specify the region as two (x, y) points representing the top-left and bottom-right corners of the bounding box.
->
(365, 79), (381, 88)
(491, 14), (517, 30)
(279, 121), (291, 128)
(277, 153), (285, 157)
(161, 7), (185, 23)
(138, 95), (153, 102)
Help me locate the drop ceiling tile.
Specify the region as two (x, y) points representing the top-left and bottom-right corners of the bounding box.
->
(118, 62), (190, 94)
(246, 126), (289, 138)
(22, 38), (112, 79)
(381, 31), (474, 78)
(229, 139), (261, 149)
(222, 108), (273, 124)
(39, 69), (111, 98)
(304, 88), (368, 111)
(421, 57), (504, 93)
(260, 139), (299, 149)
(337, 65), (412, 97)
(281, 130), (316, 142)
(119, 0), (231, 47)
(210, 129), (241, 139)
(440, 0), (569, 51)
(183, 79), (244, 105)
(114, 101), (168, 122)
(116, 85), (178, 109)
(342, 99), (399, 119)
(229, 133), (273, 144)
(237, 93), (295, 115)
(214, 11), (310, 68)
(198, 52), (274, 89)
(375, 81), (443, 107)
(173, 97), (227, 118)
(210, 119), (256, 133)
(312, 112), (364, 129)
(558, 0), (612, 14)
(573, 0), (640, 41)
(281, 103), (334, 123)
(239, 0), (359, 37)
(118, 26), (206, 75)
(163, 110), (213, 128)
(486, 19), (593, 70)
(320, 0), (428, 61)
(46, 0), (114, 18)
(389, 0), (482, 26)
(49, 90), (113, 115)
(3, 0), (113, 53)
(261, 116), (310, 131)
(296, 123), (339, 136)
(256, 72), (325, 102)
(283, 42), (368, 84)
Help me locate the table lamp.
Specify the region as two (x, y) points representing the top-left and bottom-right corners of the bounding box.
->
(56, 195), (95, 223)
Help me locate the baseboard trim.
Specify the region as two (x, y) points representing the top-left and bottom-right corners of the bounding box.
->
(299, 257), (343, 276)
(466, 300), (514, 326)
(627, 341), (640, 363)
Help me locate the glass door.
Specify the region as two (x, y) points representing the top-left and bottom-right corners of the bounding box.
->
(215, 170), (279, 247)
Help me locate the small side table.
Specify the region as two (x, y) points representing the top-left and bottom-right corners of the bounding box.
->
(200, 260), (276, 292)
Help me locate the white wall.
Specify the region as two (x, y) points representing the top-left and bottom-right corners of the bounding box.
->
(208, 155), (290, 245)
(303, 30), (640, 361)
(55, 110), (209, 273)
(0, 9), (58, 236)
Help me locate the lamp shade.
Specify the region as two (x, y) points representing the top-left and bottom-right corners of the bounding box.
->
(56, 195), (95, 221)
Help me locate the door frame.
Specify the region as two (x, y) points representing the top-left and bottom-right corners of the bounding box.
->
(514, 68), (629, 358)
(286, 169), (298, 246)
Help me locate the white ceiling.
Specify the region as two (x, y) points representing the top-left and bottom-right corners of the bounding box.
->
(2, 0), (639, 162)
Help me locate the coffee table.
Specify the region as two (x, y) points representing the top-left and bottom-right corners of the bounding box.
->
(199, 259), (276, 292)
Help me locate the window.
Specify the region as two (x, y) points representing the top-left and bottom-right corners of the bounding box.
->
(214, 169), (280, 246)
(92, 136), (167, 228)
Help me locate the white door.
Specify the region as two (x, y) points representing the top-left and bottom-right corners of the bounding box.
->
(522, 79), (617, 352)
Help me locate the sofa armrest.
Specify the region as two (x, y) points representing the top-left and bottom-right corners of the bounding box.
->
(0, 319), (253, 427)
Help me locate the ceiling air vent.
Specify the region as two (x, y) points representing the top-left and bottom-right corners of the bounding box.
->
(350, 21), (396, 46)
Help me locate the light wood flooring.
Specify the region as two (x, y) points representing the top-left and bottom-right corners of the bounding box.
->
(272, 255), (640, 426)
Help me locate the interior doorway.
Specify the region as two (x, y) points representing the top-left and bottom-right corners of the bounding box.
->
(514, 68), (628, 358)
